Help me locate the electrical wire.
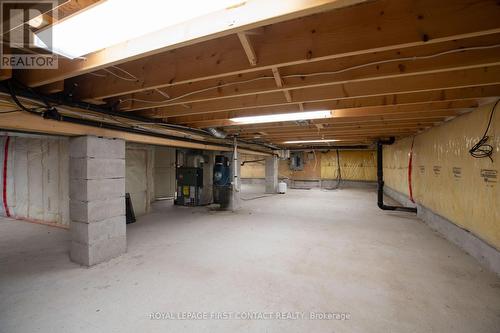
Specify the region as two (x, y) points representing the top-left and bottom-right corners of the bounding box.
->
(241, 159), (265, 166)
(283, 44), (500, 80)
(87, 72), (107, 78)
(118, 76), (274, 105)
(102, 68), (138, 82)
(110, 65), (138, 79)
(6, 81), (47, 115)
(5, 79), (220, 140)
(0, 109), (22, 114)
(335, 148), (341, 189)
(98, 66), (175, 103)
(322, 149), (342, 190)
(469, 99), (499, 162)
(97, 43), (500, 106)
(312, 149), (317, 171)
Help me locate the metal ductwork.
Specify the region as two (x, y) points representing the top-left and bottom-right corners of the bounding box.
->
(206, 127), (227, 139)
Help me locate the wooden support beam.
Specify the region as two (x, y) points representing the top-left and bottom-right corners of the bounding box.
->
(140, 65), (500, 118)
(0, 111), (270, 155)
(237, 32), (258, 66)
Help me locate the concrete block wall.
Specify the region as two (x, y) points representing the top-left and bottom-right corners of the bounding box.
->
(69, 136), (126, 266)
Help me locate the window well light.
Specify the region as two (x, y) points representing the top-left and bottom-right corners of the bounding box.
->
(283, 139), (339, 144)
(230, 110), (332, 124)
(35, 0), (241, 59)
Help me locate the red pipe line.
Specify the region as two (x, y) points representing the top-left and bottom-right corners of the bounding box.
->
(408, 137), (415, 203)
(13, 216), (69, 230)
(3, 136), (11, 217)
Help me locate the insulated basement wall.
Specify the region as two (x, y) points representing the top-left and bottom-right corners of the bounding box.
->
(240, 154), (266, 178)
(154, 147), (176, 199)
(0, 135), (70, 226)
(383, 102), (499, 250)
(321, 150), (376, 181)
(241, 151), (377, 181)
(125, 143), (155, 217)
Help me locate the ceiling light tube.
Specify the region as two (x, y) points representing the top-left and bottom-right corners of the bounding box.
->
(230, 110), (332, 124)
(283, 139), (339, 144)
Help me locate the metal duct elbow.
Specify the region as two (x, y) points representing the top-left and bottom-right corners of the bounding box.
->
(207, 128), (227, 139)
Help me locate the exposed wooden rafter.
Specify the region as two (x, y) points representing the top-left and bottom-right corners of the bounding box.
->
(58, 0), (500, 102)
(3, 0), (499, 147)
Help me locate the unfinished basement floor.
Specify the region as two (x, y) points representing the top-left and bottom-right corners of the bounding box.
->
(1, 184), (499, 333)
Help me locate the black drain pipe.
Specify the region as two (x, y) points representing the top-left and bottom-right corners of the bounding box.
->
(377, 137), (417, 213)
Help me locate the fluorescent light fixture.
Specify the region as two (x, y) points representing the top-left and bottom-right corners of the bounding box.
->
(35, 0), (241, 59)
(283, 139), (339, 144)
(230, 110), (332, 124)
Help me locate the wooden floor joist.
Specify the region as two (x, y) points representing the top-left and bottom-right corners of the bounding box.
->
(61, 0), (500, 102)
(139, 66), (500, 118)
(116, 36), (500, 112)
(164, 86), (497, 125)
(15, 0), (368, 87)
(4, 0), (500, 146)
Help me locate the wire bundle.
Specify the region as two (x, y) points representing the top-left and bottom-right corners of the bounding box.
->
(469, 99), (499, 162)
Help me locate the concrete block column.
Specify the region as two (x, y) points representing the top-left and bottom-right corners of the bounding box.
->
(265, 155), (279, 194)
(69, 136), (126, 266)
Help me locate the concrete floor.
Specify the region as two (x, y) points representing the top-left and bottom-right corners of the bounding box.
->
(1, 184), (499, 333)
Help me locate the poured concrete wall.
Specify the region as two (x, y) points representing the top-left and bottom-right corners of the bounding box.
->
(383, 102), (499, 250)
(0, 135), (69, 226)
(241, 150), (377, 181)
